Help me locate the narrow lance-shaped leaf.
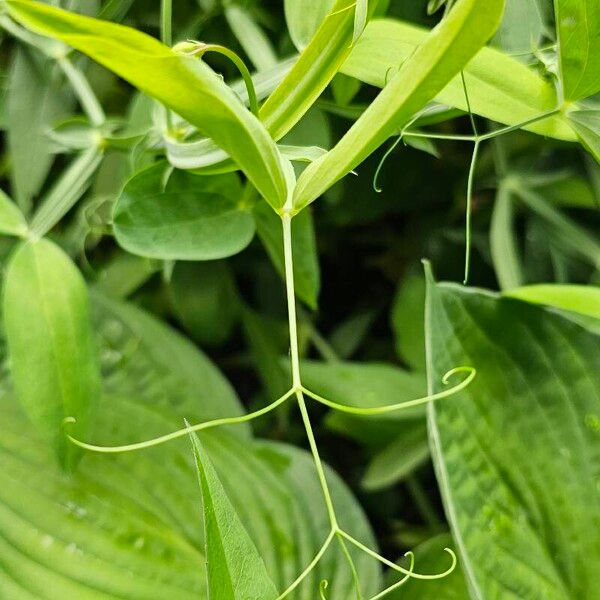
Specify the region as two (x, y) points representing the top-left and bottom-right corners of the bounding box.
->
(0, 189), (28, 237)
(341, 18), (574, 141)
(293, 0), (506, 209)
(284, 0), (336, 51)
(555, 0), (600, 101)
(567, 110), (600, 164)
(3, 238), (101, 470)
(5, 0), (287, 209)
(261, 0), (379, 142)
(190, 432), (279, 600)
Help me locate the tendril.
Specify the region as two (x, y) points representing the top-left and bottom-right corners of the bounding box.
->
(369, 551), (415, 600)
(177, 41), (259, 117)
(302, 366), (476, 415)
(62, 388), (295, 454)
(339, 530), (457, 581)
(319, 580), (329, 600)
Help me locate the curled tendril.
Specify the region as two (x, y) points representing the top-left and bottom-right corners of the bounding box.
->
(369, 551), (415, 600)
(175, 40), (259, 117)
(319, 580), (329, 600)
(303, 366), (476, 416)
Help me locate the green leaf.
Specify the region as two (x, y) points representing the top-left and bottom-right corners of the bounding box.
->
(341, 18), (574, 141)
(254, 201), (320, 308)
(262, 0), (378, 142)
(0, 189), (28, 237)
(568, 110), (600, 163)
(3, 239), (101, 470)
(387, 534), (469, 599)
(391, 270), (426, 371)
(190, 432), (279, 600)
(6, 46), (69, 214)
(352, 0), (368, 43)
(224, 4), (277, 71)
(0, 295), (381, 598)
(5, 0), (288, 209)
(294, 0), (506, 209)
(362, 422), (429, 491)
(426, 277), (600, 599)
(491, 0), (545, 54)
(490, 184), (523, 291)
(114, 163), (256, 261)
(284, 0), (336, 51)
(30, 147), (104, 238)
(555, 0), (600, 101)
(170, 261), (240, 348)
(504, 284), (600, 319)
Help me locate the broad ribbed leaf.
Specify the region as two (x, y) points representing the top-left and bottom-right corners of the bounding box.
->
(426, 277), (600, 599)
(191, 433), (278, 600)
(341, 19), (574, 141)
(294, 0), (506, 209)
(555, 0), (600, 101)
(5, 0), (287, 209)
(3, 239), (101, 470)
(0, 295), (381, 598)
(114, 163), (255, 261)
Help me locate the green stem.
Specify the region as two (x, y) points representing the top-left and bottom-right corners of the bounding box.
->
(161, 0), (172, 46)
(276, 529), (336, 599)
(282, 212), (339, 529)
(367, 553), (415, 600)
(463, 140), (480, 284)
(338, 530), (457, 580)
(301, 366), (476, 415)
(193, 44), (259, 117)
(337, 532), (363, 599)
(64, 388), (295, 453)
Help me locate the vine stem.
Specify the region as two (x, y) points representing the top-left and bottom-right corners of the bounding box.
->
(282, 211), (339, 530)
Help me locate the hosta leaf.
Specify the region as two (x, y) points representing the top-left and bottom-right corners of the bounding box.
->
(3, 239), (101, 470)
(284, 0), (336, 52)
(504, 284), (600, 319)
(190, 433), (278, 600)
(114, 163), (255, 261)
(5, 0), (287, 209)
(254, 201), (320, 308)
(341, 19), (574, 141)
(426, 276), (600, 599)
(0, 189), (28, 237)
(0, 295), (381, 599)
(294, 0), (506, 209)
(555, 0), (600, 101)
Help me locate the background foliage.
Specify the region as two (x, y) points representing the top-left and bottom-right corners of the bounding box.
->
(0, 0), (599, 598)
